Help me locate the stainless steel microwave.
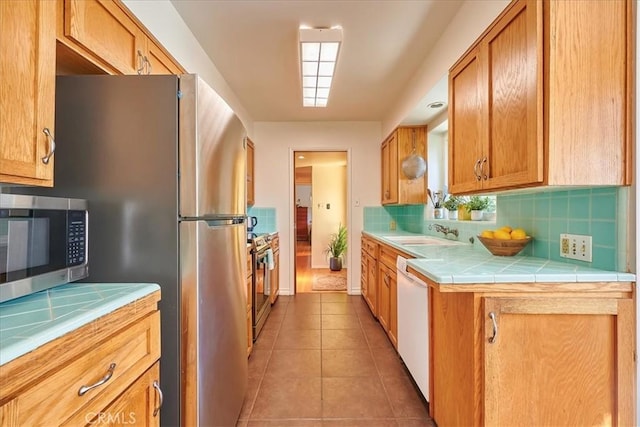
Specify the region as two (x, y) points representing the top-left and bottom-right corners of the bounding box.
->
(0, 194), (88, 303)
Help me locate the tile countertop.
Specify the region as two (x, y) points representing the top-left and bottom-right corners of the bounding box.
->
(363, 231), (636, 285)
(0, 283), (160, 366)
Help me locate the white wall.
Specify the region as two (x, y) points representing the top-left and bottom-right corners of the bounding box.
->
(253, 122), (381, 295)
(311, 165), (347, 268)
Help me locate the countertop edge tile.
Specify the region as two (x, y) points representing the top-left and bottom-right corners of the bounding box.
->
(0, 283), (160, 366)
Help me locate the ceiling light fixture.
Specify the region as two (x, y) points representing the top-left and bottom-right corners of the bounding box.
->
(299, 26), (342, 108)
(427, 101), (446, 109)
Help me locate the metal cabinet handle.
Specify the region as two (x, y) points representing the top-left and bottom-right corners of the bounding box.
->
(473, 159), (482, 181)
(78, 363), (116, 396)
(488, 312), (498, 343)
(481, 156), (488, 180)
(145, 56), (152, 75)
(41, 128), (55, 164)
(137, 50), (145, 74)
(153, 380), (163, 416)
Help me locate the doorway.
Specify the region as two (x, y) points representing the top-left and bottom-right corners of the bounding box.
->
(293, 151), (348, 293)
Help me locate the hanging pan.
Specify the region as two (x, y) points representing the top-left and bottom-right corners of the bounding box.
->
(401, 129), (426, 179)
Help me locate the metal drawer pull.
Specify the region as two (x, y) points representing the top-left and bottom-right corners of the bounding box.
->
(473, 159), (482, 180)
(78, 363), (116, 396)
(41, 128), (56, 164)
(153, 380), (164, 416)
(488, 312), (498, 343)
(481, 156), (488, 180)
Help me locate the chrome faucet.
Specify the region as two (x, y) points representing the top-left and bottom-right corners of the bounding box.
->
(430, 223), (459, 238)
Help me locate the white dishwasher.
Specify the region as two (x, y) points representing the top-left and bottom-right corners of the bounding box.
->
(396, 255), (429, 401)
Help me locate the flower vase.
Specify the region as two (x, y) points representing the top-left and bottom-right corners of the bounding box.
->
(447, 209), (458, 220)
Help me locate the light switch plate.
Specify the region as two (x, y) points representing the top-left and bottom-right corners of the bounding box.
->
(560, 233), (592, 262)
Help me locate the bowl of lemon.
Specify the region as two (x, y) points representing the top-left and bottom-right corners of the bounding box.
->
(477, 226), (532, 256)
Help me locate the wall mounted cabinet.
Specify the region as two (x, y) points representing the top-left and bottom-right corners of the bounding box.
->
(0, 0), (56, 187)
(56, 0), (184, 75)
(448, 0), (633, 194)
(246, 138), (255, 207)
(381, 126), (427, 205)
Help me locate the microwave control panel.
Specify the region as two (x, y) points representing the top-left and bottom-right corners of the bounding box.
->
(67, 210), (87, 266)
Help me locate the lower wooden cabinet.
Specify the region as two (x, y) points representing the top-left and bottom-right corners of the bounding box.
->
(270, 234), (280, 304)
(361, 236), (378, 315)
(431, 288), (635, 426)
(0, 293), (162, 426)
(246, 245), (253, 356)
(361, 234), (404, 349)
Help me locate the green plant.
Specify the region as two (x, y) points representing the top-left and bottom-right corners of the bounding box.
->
(443, 195), (464, 211)
(325, 224), (347, 258)
(465, 195), (490, 211)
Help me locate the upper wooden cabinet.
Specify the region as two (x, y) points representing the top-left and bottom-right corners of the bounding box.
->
(381, 126), (427, 205)
(56, 0), (184, 76)
(448, 0), (633, 194)
(0, 0), (56, 187)
(246, 138), (255, 207)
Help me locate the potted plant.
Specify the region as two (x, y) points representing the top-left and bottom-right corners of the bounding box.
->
(465, 196), (490, 221)
(325, 224), (347, 271)
(442, 195), (463, 220)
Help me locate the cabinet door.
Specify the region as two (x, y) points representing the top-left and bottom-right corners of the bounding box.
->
(481, 0), (543, 190)
(93, 362), (161, 427)
(0, 0), (56, 186)
(395, 127), (427, 205)
(366, 253), (378, 316)
(145, 38), (182, 75)
(448, 47), (483, 194)
(377, 263), (391, 332)
(388, 270), (397, 349)
(483, 297), (634, 426)
(62, 0), (145, 74)
(270, 250), (279, 304)
(381, 133), (398, 204)
(360, 249), (368, 301)
(246, 138), (255, 206)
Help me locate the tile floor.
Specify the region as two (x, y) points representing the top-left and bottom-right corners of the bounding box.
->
(237, 293), (435, 426)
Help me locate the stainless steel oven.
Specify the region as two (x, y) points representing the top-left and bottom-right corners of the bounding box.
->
(0, 194), (88, 302)
(251, 235), (271, 339)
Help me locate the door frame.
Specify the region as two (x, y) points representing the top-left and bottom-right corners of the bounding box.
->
(289, 148), (352, 295)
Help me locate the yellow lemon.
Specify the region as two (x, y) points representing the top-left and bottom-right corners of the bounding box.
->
(480, 230), (494, 239)
(499, 225), (513, 233)
(494, 230), (512, 240)
(510, 228), (527, 240)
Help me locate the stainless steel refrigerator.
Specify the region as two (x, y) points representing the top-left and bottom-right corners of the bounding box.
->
(29, 74), (248, 426)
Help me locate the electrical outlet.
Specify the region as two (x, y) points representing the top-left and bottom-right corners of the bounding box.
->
(559, 233), (592, 262)
(390, 220), (396, 231)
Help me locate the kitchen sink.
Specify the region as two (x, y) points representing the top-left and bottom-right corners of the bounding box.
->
(384, 236), (461, 246)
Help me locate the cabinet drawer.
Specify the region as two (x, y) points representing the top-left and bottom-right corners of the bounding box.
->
(379, 244), (410, 269)
(7, 311), (160, 426)
(362, 237), (378, 257)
